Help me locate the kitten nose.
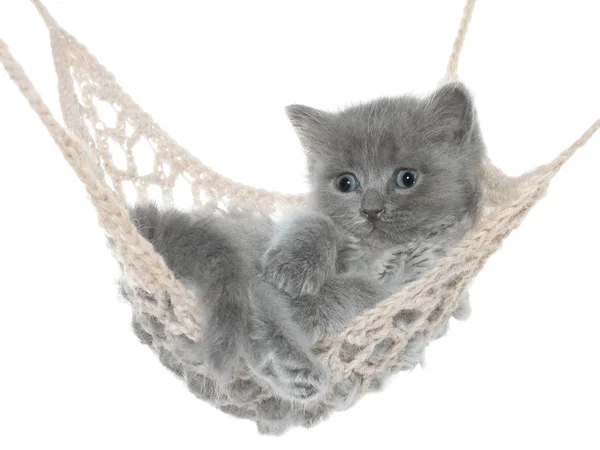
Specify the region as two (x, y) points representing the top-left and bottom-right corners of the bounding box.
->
(361, 190), (385, 222)
(361, 208), (384, 222)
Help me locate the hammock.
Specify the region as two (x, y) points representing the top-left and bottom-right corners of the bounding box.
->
(1, 0), (597, 433)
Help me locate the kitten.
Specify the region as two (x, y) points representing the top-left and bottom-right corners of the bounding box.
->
(265, 82), (485, 341)
(125, 82), (485, 405)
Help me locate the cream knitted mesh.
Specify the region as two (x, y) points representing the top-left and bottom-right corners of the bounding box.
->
(1, 0), (598, 428)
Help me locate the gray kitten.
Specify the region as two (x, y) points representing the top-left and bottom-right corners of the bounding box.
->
(126, 82), (485, 406)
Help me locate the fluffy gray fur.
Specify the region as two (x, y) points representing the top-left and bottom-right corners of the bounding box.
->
(124, 82), (485, 428)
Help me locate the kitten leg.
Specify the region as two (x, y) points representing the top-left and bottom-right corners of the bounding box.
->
(291, 274), (389, 342)
(172, 270), (250, 374)
(130, 203), (251, 378)
(244, 279), (329, 402)
(262, 211), (340, 298)
(290, 243), (446, 341)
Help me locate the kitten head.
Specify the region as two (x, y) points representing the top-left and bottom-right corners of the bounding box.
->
(286, 83), (485, 246)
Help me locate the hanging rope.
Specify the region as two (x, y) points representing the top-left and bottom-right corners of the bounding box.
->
(446, 0), (477, 79)
(444, 0), (598, 177)
(0, 39), (204, 340)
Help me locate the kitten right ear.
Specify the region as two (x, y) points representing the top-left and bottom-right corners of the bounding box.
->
(285, 105), (333, 161)
(426, 82), (475, 144)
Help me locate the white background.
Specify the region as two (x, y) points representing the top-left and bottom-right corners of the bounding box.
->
(1, 1), (599, 448)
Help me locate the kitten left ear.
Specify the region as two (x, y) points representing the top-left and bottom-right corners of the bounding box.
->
(285, 104), (333, 162)
(427, 82), (475, 143)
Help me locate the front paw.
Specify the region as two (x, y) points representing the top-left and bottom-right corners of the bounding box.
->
(262, 241), (337, 298)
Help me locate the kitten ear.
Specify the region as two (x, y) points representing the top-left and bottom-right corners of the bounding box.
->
(426, 82), (475, 143)
(285, 104), (333, 160)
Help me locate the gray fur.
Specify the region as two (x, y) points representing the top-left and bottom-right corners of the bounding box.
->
(266, 82), (484, 341)
(123, 82), (486, 432)
(129, 204), (329, 402)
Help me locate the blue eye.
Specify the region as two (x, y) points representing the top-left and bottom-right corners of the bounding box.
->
(395, 169), (419, 188)
(335, 173), (359, 193)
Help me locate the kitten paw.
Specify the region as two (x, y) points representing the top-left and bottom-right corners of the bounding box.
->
(262, 242), (336, 298)
(248, 333), (330, 402)
(264, 349), (329, 402)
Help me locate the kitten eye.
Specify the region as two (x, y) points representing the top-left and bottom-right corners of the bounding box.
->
(394, 169), (419, 189)
(335, 173), (359, 193)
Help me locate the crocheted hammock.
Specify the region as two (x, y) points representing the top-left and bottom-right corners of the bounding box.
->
(1, 0), (598, 432)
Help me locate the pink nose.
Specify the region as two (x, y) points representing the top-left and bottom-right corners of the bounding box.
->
(361, 208), (384, 222)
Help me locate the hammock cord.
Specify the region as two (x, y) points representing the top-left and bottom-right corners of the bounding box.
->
(0, 0), (597, 342)
(446, 0), (477, 78)
(0, 16), (204, 339)
(444, 0), (599, 185)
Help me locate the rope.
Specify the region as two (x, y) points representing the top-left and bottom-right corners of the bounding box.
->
(0, 38), (204, 340)
(446, 0), (477, 79)
(31, 0), (59, 31)
(548, 119), (600, 174)
(525, 118), (600, 186)
(445, 0), (598, 180)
